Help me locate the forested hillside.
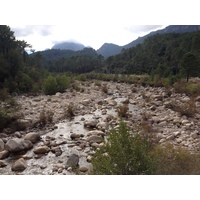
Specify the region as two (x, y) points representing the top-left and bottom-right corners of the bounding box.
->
(104, 31), (200, 81)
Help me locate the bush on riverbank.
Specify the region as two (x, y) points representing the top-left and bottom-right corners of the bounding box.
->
(91, 120), (200, 175)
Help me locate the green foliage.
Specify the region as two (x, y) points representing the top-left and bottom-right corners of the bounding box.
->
(91, 120), (200, 175)
(180, 52), (199, 82)
(152, 143), (200, 175)
(56, 74), (70, 92)
(43, 75), (58, 95)
(91, 120), (156, 175)
(0, 97), (20, 131)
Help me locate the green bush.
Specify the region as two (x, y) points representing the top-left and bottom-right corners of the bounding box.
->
(91, 120), (156, 175)
(43, 75), (58, 95)
(91, 120), (200, 175)
(56, 74), (70, 92)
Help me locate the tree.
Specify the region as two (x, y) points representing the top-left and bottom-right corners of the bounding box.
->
(0, 25), (16, 55)
(16, 40), (32, 63)
(181, 52), (198, 82)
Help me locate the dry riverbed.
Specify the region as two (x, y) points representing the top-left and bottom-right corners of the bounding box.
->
(0, 80), (200, 174)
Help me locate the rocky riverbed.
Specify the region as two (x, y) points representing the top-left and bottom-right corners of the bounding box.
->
(0, 80), (200, 174)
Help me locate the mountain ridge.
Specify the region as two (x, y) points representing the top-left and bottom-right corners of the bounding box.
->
(97, 25), (200, 58)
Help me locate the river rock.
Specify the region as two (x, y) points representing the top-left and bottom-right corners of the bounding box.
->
(0, 150), (9, 159)
(84, 119), (98, 128)
(33, 145), (50, 154)
(5, 138), (33, 152)
(0, 139), (4, 152)
(96, 122), (109, 131)
(70, 133), (81, 140)
(65, 154), (79, 169)
(24, 132), (41, 143)
(79, 166), (89, 172)
(86, 135), (103, 144)
(11, 158), (27, 171)
(82, 99), (90, 106)
(88, 130), (105, 137)
(0, 161), (7, 167)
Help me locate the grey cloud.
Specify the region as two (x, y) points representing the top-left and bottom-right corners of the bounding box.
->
(125, 25), (165, 34)
(12, 25), (53, 37)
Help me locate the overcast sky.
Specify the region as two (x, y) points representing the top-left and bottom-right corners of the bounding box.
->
(2, 0), (200, 52)
(10, 25), (166, 51)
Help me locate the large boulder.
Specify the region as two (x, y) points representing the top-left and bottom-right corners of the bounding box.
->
(5, 138), (33, 152)
(24, 132), (41, 144)
(0, 139), (4, 152)
(11, 158), (27, 171)
(65, 154), (79, 169)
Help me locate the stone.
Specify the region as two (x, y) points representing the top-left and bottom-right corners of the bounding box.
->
(14, 132), (22, 138)
(91, 142), (101, 148)
(0, 161), (7, 167)
(84, 119), (98, 128)
(82, 99), (90, 106)
(86, 135), (103, 144)
(65, 154), (79, 169)
(166, 134), (175, 141)
(0, 133), (7, 138)
(11, 158), (27, 171)
(0, 150), (9, 159)
(79, 166), (89, 172)
(96, 122), (109, 131)
(24, 132), (41, 144)
(174, 131), (181, 137)
(191, 132), (198, 139)
(70, 133), (81, 140)
(33, 146), (50, 154)
(88, 130), (105, 137)
(5, 138), (33, 152)
(0, 139), (4, 152)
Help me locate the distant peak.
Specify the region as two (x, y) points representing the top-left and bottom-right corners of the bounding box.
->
(52, 41), (85, 51)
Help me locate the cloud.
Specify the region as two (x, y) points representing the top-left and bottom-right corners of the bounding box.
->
(124, 25), (165, 34)
(12, 25), (54, 37)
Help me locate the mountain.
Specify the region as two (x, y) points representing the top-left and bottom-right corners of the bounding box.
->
(97, 25), (200, 58)
(31, 47), (98, 61)
(96, 43), (122, 58)
(52, 41), (85, 51)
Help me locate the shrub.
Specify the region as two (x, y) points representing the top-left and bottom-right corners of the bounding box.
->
(151, 143), (200, 175)
(167, 98), (197, 117)
(91, 120), (156, 175)
(56, 74), (70, 92)
(117, 104), (129, 118)
(91, 120), (200, 175)
(65, 102), (75, 118)
(101, 83), (108, 94)
(43, 75), (58, 95)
